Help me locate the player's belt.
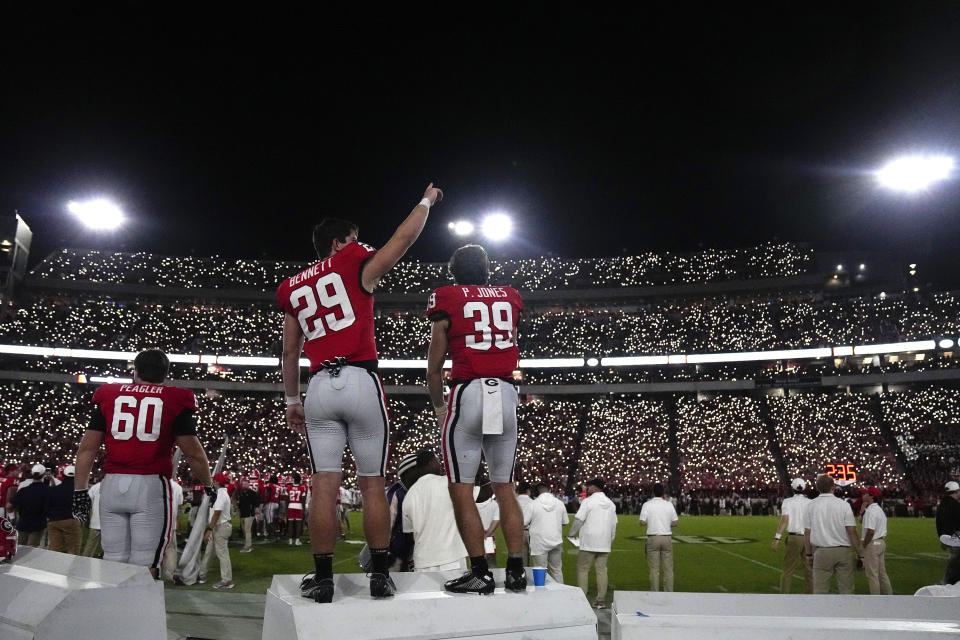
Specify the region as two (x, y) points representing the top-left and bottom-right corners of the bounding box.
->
(449, 376), (516, 387)
(311, 358), (379, 377)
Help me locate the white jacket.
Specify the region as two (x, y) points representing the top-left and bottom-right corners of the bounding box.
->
(529, 492), (569, 556)
(574, 491), (617, 553)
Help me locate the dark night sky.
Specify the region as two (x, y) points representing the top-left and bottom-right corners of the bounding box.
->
(2, 5), (959, 278)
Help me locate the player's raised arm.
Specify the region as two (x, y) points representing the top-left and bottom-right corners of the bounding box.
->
(361, 183), (443, 292)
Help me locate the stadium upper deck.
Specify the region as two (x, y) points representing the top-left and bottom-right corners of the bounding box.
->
(27, 241), (815, 294)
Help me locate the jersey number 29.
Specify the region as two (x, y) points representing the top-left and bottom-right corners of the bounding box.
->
(464, 301), (514, 351)
(111, 396), (163, 442)
(291, 272), (357, 340)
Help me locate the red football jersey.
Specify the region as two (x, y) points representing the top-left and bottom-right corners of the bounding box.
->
(0, 476), (17, 504)
(268, 482), (285, 503)
(276, 241), (378, 371)
(427, 285), (523, 380)
(92, 383), (198, 477)
(287, 483), (309, 505)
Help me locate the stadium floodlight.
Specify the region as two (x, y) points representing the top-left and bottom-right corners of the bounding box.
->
(67, 198), (125, 230)
(875, 155), (954, 193)
(447, 220), (475, 236)
(939, 339), (955, 349)
(481, 213), (512, 241)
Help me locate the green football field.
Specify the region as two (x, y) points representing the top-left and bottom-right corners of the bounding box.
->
(170, 512), (950, 597)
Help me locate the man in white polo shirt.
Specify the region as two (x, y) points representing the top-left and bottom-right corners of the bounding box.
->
(569, 478), (617, 608)
(639, 482), (679, 592)
(804, 474), (862, 594)
(860, 486), (892, 595)
(771, 478), (811, 593)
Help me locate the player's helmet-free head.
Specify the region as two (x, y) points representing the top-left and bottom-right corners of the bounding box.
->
(269, 474), (279, 484)
(0, 516), (17, 561)
(134, 349), (170, 383)
(449, 244), (490, 286)
(292, 472), (302, 484)
(313, 218), (358, 259)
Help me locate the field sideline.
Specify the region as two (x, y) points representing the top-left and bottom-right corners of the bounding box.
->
(171, 513), (949, 597)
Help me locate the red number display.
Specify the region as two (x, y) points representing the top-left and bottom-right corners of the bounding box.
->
(824, 463), (857, 482)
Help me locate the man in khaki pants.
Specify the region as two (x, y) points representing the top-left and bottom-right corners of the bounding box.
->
(771, 478), (812, 593)
(860, 486), (892, 594)
(804, 474), (862, 594)
(569, 478), (618, 608)
(639, 483), (679, 591)
(199, 473), (234, 589)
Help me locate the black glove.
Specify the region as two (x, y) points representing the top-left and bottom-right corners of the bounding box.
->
(204, 485), (217, 501)
(73, 489), (92, 522)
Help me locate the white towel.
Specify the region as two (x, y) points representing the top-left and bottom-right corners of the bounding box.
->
(481, 378), (504, 435)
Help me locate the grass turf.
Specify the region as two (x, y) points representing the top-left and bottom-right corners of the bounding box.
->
(169, 511), (949, 597)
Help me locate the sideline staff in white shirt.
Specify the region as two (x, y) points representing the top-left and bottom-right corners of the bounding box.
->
(402, 455), (468, 572)
(639, 483), (678, 592)
(803, 474), (863, 594)
(199, 473), (233, 589)
(771, 478), (812, 593)
(528, 482), (569, 584)
(860, 486), (892, 595)
(569, 478), (617, 608)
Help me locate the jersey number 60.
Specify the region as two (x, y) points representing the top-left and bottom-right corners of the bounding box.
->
(111, 396), (164, 442)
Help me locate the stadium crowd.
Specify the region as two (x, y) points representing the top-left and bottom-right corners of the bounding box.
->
(768, 394), (904, 488)
(0, 380), (951, 500)
(3, 290), (960, 361)
(29, 242), (813, 293)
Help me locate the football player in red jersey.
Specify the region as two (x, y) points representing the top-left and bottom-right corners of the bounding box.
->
(279, 182), (443, 603)
(286, 472), (309, 545)
(72, 349), (217, 578)
(0, 464), (19, 518)
(426, 244), (527, 594)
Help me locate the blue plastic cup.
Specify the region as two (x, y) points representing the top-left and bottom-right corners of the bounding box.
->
(532, 566), (547, 587)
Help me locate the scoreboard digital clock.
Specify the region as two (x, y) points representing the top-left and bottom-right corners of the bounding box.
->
(825, 463), (857, 483)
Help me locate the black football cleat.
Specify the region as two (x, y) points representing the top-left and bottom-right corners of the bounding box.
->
(369, 573), (396, 598)
(300, 573), (334, 603)
(444, 570), (495, 595)
(504, 569), (527, 593)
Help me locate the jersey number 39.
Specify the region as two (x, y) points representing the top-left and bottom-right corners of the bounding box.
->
(464, 301), (514, 351)
(112, 396), (164, 442)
